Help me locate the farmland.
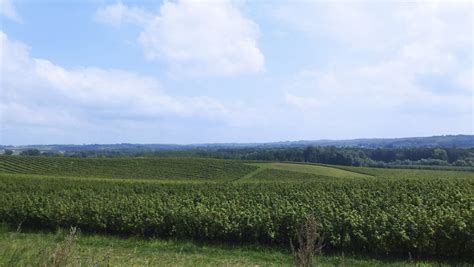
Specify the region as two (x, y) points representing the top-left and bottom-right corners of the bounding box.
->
(0, 156), (257, 181)
(0, 156), (473, 264)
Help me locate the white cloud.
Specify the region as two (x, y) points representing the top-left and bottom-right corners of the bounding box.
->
(274, 1), (472, 54)
(277, 2), (472, 111)
(0, 0), (22, 22)
(96, 0), (264, 76)
(285, 93), (322, 109)
(281, 66), (472, 139)
(275, 1), (472, 138)
(95, 2), (152, 27)
(1, 102), (81, 128)
(285, 64), (471, 114)
(0, 31), (236, 141)
(455, 69), (474, 91)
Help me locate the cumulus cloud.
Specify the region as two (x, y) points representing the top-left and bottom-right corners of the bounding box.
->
(96, 0), (264, 76)
(278, 2), (472, 108)
(95, 2), (151, 27)
(275, 1), (472, 137)
(0, 0), (22, 22)
(285, 93), (322, 109)
(455, 69), (474, 91)
(0, 31), (236, 143)
(285, 65), (471, 113)
(274, 1), (472, 53)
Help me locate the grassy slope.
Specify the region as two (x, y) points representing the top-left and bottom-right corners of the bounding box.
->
(240, 162), (372, 182)
(242, 169), (331, 182)
(250, 163), (371, 178)
(0, 226), (461, 267)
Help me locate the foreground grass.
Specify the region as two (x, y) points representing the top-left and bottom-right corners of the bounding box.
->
(0, 226), (466, 267)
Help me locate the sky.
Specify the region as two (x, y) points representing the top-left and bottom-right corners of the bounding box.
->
(0, 0), (472, 145)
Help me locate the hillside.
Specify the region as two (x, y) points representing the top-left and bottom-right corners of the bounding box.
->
(2, 135), (473, 152)
(0, 156), (257, 181)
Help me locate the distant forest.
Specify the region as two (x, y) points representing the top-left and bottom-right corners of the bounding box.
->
(3, 135), (473, 168)
(8, 146), (474, 168)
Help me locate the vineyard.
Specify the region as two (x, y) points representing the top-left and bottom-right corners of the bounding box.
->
(0, 156), (257, 181)
(0, 156), (473, 260)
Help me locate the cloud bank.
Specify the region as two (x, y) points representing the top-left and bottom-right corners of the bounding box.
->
(277, 2), (472, 121)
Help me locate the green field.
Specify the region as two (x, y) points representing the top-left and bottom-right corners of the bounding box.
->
(0, 156), (473, 265)
(0, 156), (257, 181)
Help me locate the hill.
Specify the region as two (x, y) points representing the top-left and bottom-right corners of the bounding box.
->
(2, 135), (473, 153)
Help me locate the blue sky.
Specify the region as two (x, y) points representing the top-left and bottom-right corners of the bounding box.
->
(0, 0), (472, 145)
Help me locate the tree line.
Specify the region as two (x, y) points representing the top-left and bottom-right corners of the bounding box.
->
(7, 146), (474, 168)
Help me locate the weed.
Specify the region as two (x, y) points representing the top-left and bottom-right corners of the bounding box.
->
(290, 215), (324, 267)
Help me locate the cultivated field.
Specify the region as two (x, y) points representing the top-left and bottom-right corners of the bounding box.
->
(0, 156), (473, 265)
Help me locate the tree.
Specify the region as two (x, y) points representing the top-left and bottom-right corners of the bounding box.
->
(303, 146), (319, 163)
(3, 149), (13, 155)
(453, 160), (467, 166)
(20, 149), (41, 156)
(433, 148), (448, 161)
